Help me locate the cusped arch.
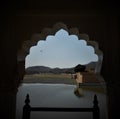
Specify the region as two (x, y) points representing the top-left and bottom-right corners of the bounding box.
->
(17, 22), (103, 74)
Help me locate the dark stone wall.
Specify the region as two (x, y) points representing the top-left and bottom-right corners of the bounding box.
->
(0, 1), (120, 119)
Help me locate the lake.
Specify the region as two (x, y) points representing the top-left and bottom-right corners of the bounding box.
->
(16, 83), (108, 119)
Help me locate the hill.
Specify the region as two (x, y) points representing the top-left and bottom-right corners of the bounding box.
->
(25, 66), (75, 74)
(25, 62), (97, 75)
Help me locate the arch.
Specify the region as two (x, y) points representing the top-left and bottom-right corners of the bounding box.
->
(17, 22), (103, 82)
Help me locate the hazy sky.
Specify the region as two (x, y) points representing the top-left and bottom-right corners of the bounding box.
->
(25, 29), (98, 68)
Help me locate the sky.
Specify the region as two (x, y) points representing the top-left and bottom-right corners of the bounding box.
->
(25, 29), (98, 68)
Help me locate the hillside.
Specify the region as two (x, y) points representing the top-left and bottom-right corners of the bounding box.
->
(25, 66), (75, 74)
(25, 62), (97, 75)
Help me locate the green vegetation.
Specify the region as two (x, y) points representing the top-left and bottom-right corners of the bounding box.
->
(23, 73), (76, 84)
(25, 73), (72, 79)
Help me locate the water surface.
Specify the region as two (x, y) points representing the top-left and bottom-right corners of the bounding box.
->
(16, 83), (108, 119)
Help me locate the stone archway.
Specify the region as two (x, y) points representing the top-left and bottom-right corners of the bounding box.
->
(17, 22), (103, 84)
(16, 22), (108, 119)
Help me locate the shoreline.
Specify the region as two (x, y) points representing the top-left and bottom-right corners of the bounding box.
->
(20, 81), (105, 94)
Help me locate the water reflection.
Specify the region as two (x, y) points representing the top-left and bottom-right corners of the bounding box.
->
(16, 83), (107, 119)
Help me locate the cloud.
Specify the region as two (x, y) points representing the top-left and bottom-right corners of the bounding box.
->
(26, 29), (98, 68)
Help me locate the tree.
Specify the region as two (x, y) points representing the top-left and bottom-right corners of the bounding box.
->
(74, 64), (86, 73)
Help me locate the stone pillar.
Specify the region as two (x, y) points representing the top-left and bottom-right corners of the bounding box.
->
(18, 60), (25, 81)
(0, 54), (21, 119)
